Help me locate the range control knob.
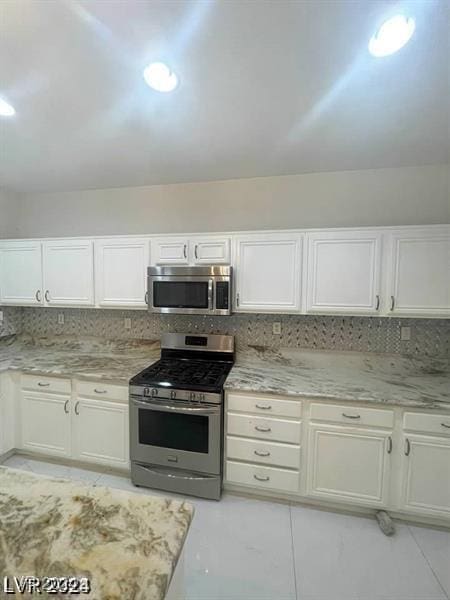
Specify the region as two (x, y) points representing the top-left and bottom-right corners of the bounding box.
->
(170, 390), (177, 400)
(151, 388), (158, 397)
(189, 392), (196, 402)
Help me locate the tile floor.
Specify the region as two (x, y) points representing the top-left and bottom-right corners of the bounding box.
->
(2, 454), (449, 600)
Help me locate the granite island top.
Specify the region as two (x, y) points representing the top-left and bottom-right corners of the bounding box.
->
(225, 345), (450, 411)
(0, 334), (449, 411)
(0, 334), (161, 384)
(0, 466), (193, 600)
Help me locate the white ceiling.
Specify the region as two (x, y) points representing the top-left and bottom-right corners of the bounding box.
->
(0, 0), (449, 193)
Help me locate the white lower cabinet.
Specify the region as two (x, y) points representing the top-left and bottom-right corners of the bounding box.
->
(400, 434), (450, 518)
(226, 460), (299, 493)
(72, 397), (129, 469)
(20, 391), (71, 458)
(306, 424), (391, 507)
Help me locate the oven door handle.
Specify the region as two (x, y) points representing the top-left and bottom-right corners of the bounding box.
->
(208, 278), (214, 312)
(131, 398), (219, 415)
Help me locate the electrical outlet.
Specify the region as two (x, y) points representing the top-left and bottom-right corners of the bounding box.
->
(0, 310), (3, 323)
(58, 313), (65, 325)
(124, 317), (132, 330)
(272, 322), (281, 335)
(400, 326), (411, 341)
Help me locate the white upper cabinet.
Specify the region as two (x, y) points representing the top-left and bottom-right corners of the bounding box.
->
(306, 230), (382, 314)
(152, 237), (189, 265)
(43, 240), (94, 306)
(386, 227), (450, 317)
(95, 238), (150, 308)
(0, 241), (43, 306)
(191, 237), (230, 264)
(234, 233), (302, 312)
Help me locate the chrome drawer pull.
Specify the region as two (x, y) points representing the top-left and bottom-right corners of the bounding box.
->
(255, 404), (272, 410)
(405, 438), (411, 456)
(390, 295), (395, 311)
(35, 290), (41, 302)
(63, 400), (69, 414)
(342, 413), (361, 419)
(74, 401), (80, 416)
(94, 389), (107, 394)
(441, 423), (450, 429)
(375, 294), (380, 310)
(254, 450), (271, 457)
(255, 426), (271, 432)
(387, 436), (393, 454)
(38, 382), (50, 387)
(254, 474), (270, 482)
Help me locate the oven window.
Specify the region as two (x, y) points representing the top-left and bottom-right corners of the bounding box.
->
(138, 409), (209, 453)
(153, 281), (209, 309)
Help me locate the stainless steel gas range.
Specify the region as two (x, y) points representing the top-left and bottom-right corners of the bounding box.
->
(129, 333), (234, 500)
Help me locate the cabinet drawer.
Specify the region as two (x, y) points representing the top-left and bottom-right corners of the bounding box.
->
(403, 412), (450, 436)
(310, 403), (394, 428)
(21, 374), (71, 395)
(227, 413), (301, 444)
(227, 436), (301, 469)
(226, 460), (299, 493)
(227, 393), (301, 418)
(76, 380), (128, 403)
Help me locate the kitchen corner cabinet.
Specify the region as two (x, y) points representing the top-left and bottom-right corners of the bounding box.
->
(305, 230), (382, 314)
(386, 227), (450, 317)
(43, 240), (94, 306)
(234, 233), (302, 312)
(95, 237), (150, 308)
(0, 241), (43, 306)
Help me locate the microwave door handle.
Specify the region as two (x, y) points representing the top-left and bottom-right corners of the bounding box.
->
(208, 279), (214, 312)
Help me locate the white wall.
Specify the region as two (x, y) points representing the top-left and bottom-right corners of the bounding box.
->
(3, 164), (450, 238)
(0, 189), (19, 238)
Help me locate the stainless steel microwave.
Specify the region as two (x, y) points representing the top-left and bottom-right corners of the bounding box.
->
(147, 266), (232, 315)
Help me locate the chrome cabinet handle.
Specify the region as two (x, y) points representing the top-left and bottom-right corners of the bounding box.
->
(183, 244), (187, 259)
(375, 294), (380, 310)
(255, 404), (272, 410)
(390, 295), (395, 311)
(145, 291), (149, 304)
(64, 400), (69, 414)
(236, 292), (240, 307)
(387, 436), (393, 454)
(35, 290), (41, 302)
(405, 438), (411, 456)
(342, 413), (361, 419)
(94, 389), (107, 394)
(254, 450), (271, 457)
(441, 423), (450, 429)
(255, 425), (271, 432)
(44, 290), (50, 302)
(74, 401), (80, 415)
(254, 474), (270, 482)
(38, 382), (50, 387)
(194, 244), (198, 259)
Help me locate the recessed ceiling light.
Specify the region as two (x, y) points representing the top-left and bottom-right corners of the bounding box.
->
(0, 97), (15, 117)
(369, 15), (416, 57)
(143, 62), (179, 92)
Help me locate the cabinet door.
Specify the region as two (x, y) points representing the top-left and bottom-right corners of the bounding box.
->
(306, 231), (382, 314)
(307, 424), (391, 507)
(43, 240), (94, 306)
(152, 238), (189, 265)
(192, 237), (230, 264)
(235, 234), (302, 312)
(72, 398), (129, 469)
(95, 238), (150, 308)
(401, 434), (450, 518)
(0, 241), (43, 306)
(20, 392), (71, 457)
(387, 228), (450, 317)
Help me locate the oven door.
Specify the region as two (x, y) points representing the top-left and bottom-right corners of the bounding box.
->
(130, 397), (222, 474)
(148, 275), (213, 315)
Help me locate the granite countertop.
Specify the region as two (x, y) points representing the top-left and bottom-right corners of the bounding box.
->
(225, 345), (450, 411)
(0, 466), (193, 600)
(1, 334), (449, 410)
(0, 334), (161, 384)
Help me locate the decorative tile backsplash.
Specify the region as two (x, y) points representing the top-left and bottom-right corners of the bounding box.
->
(0, 307), (22, 338)
(3, 306), (447, 357)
